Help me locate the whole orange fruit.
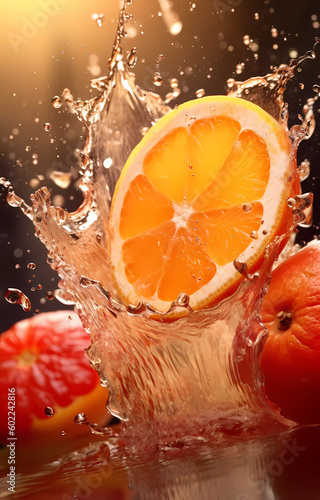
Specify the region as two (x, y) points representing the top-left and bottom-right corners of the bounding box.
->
(0, 310), (110, 445)
(260, 242), (320, 424)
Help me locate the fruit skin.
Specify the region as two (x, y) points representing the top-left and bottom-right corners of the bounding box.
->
(0, 311), (110, 446)
(260, 242), (320, 424)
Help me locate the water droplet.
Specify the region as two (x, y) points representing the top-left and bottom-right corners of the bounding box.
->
(141, 126), (149, 136)
(254, 13), (259, 20)
(127, 47), (137, 68)
(233, 259), (248, 276)
(250, 231), (258, 239)
(243, 35), (251, 46)
(271, 27), (278, 38)
(227, 78), (236, 89)
(25, 146), (31, 152)
(27, 263), (36, 270)
(293, 192), (313, 227)
(15, 264), (21, 269)
(88, 423), (106, 435)
(46, 291), (54, 300)
(91, 13), (104, 28)
(6, 192), (21, 208)
(103, 158), (113, 169)
(195, 88), (205, 98)
(236, 63), (245, 75)
(44, 123), (51, 132)
(176, 293), (189, 307)
(289, 48), (298, 59)
(49, 171), (72, 189)
(5, 288), (31, 311)
(153, 72), (163, 86)
(242, 203), (252, 213)
(298, 159), (310, 181)
(169, 20), (182, 36)
(313, 84), (320, 96)
(170, 78), (179, 89)
(74, 413), (88, 424)
(54, 288), (75, 306)
(45, 406), (55, 416)
(54, 289), (75, 306)
(286, 197), (296, 208)
(52, 96), (62, 109)
(62, 88), (73, 103)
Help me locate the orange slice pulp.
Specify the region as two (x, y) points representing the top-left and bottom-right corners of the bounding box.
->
(109, 96), (299, 313)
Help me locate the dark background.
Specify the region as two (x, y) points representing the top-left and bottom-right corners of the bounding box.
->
(0, 0), (319, 333)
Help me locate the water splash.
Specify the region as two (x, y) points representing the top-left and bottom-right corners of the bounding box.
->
(74, 412), (119, 437)
(2, 11), (319, 445)
(227, 37), (320, 127)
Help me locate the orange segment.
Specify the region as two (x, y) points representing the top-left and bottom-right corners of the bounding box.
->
(119, 174), (174, 239)
(122, 222), (175, 299)
(188, 116), (241, 201)
(193, 129), (270, 211)
(143, 127), (190, 203)
(188, 202), (263, 266)
(123, 222), (216, 302)
(157, 227), (216, 301)
(143, 117), (241, 205)
(110, 96), (298, 313)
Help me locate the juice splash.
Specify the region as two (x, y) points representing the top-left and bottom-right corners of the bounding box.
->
(1, 2), (318, 448)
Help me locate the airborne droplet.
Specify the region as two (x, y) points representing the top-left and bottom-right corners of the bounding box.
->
(74, 413), (88, 424)
(91, 13), (105, 28)
(170, 78), (179, 89)
(313, 83), (320, 96)
(52, 96), (62, 109)
(195, 88), (205, 98)
(153, 72), (163, 86)
(298, 159), (310, 181)
(5, 288), (31, 311)
(127, 47), (137, 68)
(45, 406), (55, 417)
(49, 171), (72, 189)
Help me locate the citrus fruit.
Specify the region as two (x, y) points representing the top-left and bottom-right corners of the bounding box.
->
(260, 242), (320, 424)
(0, 310), (110, 445)
(110, 95), (299, 312)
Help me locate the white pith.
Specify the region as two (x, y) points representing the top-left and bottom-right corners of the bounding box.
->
(172, 203), (194, 230)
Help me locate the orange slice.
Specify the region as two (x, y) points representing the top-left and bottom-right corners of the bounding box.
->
(109, 96), (298, 313)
